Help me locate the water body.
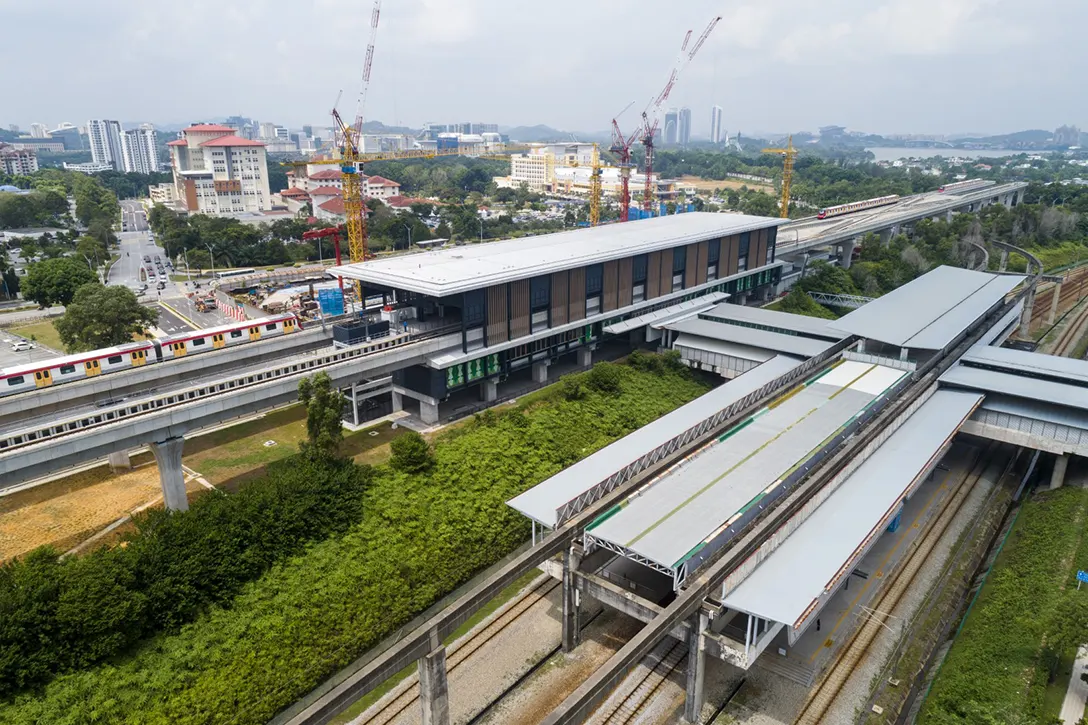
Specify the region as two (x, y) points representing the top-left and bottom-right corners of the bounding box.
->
(865, 147), (1027, 163)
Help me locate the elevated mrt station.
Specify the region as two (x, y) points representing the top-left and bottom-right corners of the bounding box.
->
(331, 213), (785, 424)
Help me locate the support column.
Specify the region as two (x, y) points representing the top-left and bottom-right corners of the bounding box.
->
(879, 227), (893, 246)
(999, 249), (1009, 272)
(420, 399), (439, 426)
(149, 438), (187, 512)
(392, 389), (404, 413)
(108, 450), (131, 471)
(683, 611), (708, 723)
(578, 347), (593, 368)
(351, 383), (359, 427)
(418, 637), (450, 725)
(532, 360), (549, 384)
(562, 546), (582, 652)
(1048, 281), (1063, 325)
(1051, 453), (1070, 491)
(839, 237), (859, 270)
(480, 378), (498, 402)
(1019, 285), (1036, 338)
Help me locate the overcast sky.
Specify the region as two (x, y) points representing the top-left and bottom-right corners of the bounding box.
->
(5, 0), (1086, 138)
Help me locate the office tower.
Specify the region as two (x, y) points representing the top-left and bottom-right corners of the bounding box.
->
(710, 106), (724, 144)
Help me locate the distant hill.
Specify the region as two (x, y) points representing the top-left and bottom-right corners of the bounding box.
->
(954, 129), (1052, 145)
(499, 124), (609, 143)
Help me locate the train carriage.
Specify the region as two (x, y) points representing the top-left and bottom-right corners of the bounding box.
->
(816, 195), (900, 220)
(155, 313), (300, 360)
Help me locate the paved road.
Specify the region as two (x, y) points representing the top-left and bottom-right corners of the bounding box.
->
(1061, 645), (1088, 724)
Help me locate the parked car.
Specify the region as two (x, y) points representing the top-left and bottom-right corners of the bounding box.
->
(11, 341), (33, 352)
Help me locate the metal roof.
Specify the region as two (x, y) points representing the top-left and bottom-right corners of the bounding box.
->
(980, 395), (1088, 431)
(586, 361), (908, 572)
(673, 334), (776, 364)
(330, 212), (784, 297)
(721, 389), (982, 631)
(663, 317), (834, 358)
(962, 345), (1088, 384)
(603, 293), (728, 335)
(940, 364), (1088, 411)
(695, 302), (844, 340)
(974, 302), (1024, 348)
(828, 266), (1023, 350)
(506, 355), (801, 528)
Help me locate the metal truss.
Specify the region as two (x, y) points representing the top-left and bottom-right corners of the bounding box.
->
(807, 291), (874, 309)
(583, 534), (676, 580)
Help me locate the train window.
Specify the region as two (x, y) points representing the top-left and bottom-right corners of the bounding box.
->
(230, 330), (243, 338)
(107, 355), (122, 364)
(192, 338), (206, 346)
(265, 323), (276, 331)
(7, 376), (24, 386)
(60, 365), (75, 375)
(249, 328), (258, 335)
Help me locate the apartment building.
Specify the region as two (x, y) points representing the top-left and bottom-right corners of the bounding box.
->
(167, 124), (271, 215)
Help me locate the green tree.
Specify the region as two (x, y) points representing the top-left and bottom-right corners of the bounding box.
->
(21, 257), (97, 307)
(297, 373), (345, 459)
(185, 248), (212, 272)
(75, 236), (107, 267)
(389, 429), (434, 473)
(54, 284), (158, 352)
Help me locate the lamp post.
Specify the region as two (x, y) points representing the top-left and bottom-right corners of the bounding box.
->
(479, 218), (484, 243)
(205, 243), (216, 281)
(402, 223), (412, 250)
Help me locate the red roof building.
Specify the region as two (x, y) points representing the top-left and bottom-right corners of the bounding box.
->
(309, 185), (343, 197)
(182, 124), (238, 133)
(280, 187), (310, 198)
(366, 175), (397, 186)
(318, 197), (346, 214)
(200, 135), (265, 147)
(310, 169), (344, 180)
(166, 139), (187, 147)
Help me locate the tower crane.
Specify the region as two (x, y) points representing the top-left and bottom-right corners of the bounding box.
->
(761, 135), (797, 218)
(639, 17), (720, 214)
(588, 143), (602, 226)
(609, 101), (641, 222)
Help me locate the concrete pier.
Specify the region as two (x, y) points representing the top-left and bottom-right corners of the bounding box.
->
(562, 547), (582, 652)
(108, 450), (131, 471)
(149, 438), (187, 511)
(418, 642), (450, 725)
(1049, 281), (1063, 325)
(683, 611), (708, 723)
(1051, 453), (1070, 490)
(532, 360), (549, 384)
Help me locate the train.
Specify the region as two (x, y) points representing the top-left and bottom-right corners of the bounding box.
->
(938, 179), (994, 194)
(0, 313), (301, 397)
(816, 195), (900, 220)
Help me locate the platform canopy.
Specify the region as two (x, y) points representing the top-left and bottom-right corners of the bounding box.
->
(330, 212), (783, 297)
(696, 301), (845, 341)
(663, 317), (835, 359)
(828, 266), (1023, 351)
(721, 389), (983, 642)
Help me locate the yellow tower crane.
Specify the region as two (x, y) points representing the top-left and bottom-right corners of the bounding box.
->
(589, 143), (602, 226)
(761, 135), (797, 218)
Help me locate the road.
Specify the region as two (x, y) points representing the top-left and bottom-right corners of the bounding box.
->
(1061, 645), (1088, 724)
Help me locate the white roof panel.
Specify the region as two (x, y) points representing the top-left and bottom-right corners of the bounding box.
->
(506, 355), (801, 528)
(664, 317), (833, 359)
(674, 334), (776, 364)
(331, 212), (784, 297)
(697, 302), (844, 340)
(940, 363), (1088, 411)
(604, 293), (727, 335)
(963, 345), (1088, 384)
(721, 389), (982, 628)
(828, 266), (1023, 350)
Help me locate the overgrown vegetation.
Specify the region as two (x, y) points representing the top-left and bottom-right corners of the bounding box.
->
(0, 356), (709, 724)
(920, 487), (1088, 725)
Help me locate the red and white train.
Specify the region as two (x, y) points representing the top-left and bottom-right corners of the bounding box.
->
(0, 313), (301, 397)
(938, 179), (994, 194)
(816, 195), (900, 220)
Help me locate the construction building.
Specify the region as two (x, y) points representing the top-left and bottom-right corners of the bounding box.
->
(166, 124), (272, 216)
(495, 143), (678, 201)
(0, 143), (38, 175)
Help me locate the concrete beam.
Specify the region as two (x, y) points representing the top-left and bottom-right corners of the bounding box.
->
(960, 420), (1088, 457)
(1000, 249), (1009, 272)
(150, 437), (187, 512)
(418, 644), (450, 725)
(1049, 281), (1063, 325)
(108, 450), (131, 471)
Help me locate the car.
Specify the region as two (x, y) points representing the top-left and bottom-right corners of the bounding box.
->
(157, 282), (166, 290)
(11, 341), (33, 352)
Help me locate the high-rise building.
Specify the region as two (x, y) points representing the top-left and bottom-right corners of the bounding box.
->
(678, 107), (692, 147)
(49, 123), (85, 150)
(274, 127), (290, 140)
(302, 125), (314, 138)
(87, 119), (125, 170)
(259, 122), (278, 139)
(167, 124), (271, 216)
(710, 106), (724, 145)
(0, 143), (38, 175)
(1055, 125), (1082, 147)
(29, 123), (49, 139)
(664, 109), (679, 145)
(121, 124), (159, 173)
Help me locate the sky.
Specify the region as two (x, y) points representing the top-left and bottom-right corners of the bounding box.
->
(4, 0), (1087, 139)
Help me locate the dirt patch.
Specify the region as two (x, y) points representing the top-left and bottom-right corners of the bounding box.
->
(679, 175), (775, 193)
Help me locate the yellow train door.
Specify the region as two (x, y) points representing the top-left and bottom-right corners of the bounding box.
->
(33, 369), (53, 388)
(85, 360), (102, 377)
(248, 326), (261, 342)
(283, 318), (296, 333)
(172, 341), (188, 358)
(131, 350), (148, 367)
(212, 333), (225, 349)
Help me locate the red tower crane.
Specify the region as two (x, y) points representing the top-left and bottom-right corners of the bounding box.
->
(302, 227), (345, 290)
(640, 17), (721, 214)
(609, 117), (641, 222)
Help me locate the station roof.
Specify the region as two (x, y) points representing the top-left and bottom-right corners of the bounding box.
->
(721, 389), (982, 633)
(673, 334), (775, 364)
(941, 363), (1088, 411)
(664, 317), (835, 359)
(828, 266), (1023, 351)
(696, 302), (844, 341)
(331, 212), (784, 297)
(507, 355), (801, 529)
(585, 361), (909, 576)
(962, 344), (1088, 385)
(603, 293), (727, 335)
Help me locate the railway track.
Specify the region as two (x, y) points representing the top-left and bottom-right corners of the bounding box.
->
(591, 638), (688, 725)
(1050, 290), (1088, 357)
(365, 576), (561, 725)
(792, 446), (997, 725)
(1031, 265), (1088, 329)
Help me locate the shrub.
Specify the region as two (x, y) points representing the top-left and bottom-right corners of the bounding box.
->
(586, 361), (623, 395)
(390, 429), (434, 473)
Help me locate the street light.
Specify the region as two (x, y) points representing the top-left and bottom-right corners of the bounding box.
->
(402, 223), (413, 250)
(205, 243), (216, 281)
(479, 218), (484, 243)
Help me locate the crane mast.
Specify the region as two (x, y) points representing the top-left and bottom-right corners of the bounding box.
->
(761, 135), (797, 218)
(588, 143), (602, 226)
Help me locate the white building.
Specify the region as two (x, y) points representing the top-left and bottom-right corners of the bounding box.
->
(149, 182), (177, 204)
(63, 161), (114, 173)
(710, 106), (724, 144)
(0, 143), (38, 175)
(259, 122), (278, 139)
(121, 124), (159, 173)
(87, 119), (125, 171)
(166, 124), (272, 216)
(29, 123), (49, 139)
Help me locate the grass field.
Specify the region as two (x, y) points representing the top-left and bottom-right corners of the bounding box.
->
(6, 319), (64, 352)
(679, 175), (775, 193)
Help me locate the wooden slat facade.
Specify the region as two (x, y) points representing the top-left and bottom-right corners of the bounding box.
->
(726, 234), (739, 276)
(695, 241), (709, 285)
(658, 250), (673, 296)
(685, 244), (699, 288)
(647, 251), (663, 299)
(568, 267), (586, 322)
(509, 279), (530, 339)
(753, 228), (767, 268)
(486, 284), (508, 345)
(602, 260), (619, 312)
(551, 271), (568, 326)
(617, 257), (633, 308)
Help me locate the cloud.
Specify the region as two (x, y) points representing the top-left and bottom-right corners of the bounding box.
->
(4, 0), (1086, 137)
